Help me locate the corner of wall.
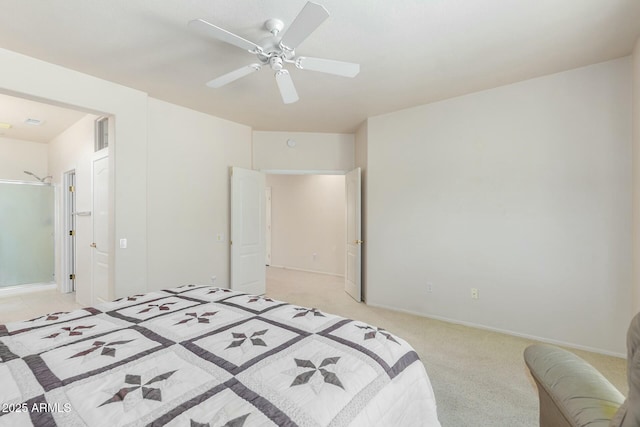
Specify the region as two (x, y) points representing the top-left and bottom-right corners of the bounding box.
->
(632, 37), (640, 315)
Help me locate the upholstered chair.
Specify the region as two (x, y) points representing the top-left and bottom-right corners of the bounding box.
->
(523, 312), (640, 427)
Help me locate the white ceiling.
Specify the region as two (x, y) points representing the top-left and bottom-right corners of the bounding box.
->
(0, 93), (87, 143)
(0, 0), (639, 134)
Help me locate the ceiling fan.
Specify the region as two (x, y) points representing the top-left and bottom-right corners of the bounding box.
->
(189, 1), (360, 104)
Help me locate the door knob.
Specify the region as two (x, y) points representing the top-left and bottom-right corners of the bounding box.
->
(355, 240), (363, 244)
(90, 243), (97, 248)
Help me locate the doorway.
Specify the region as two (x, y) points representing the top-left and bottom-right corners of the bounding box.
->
(62, 170), (76, 293)
(0, 90), (113, 304)
(265, 173), (346, 277)
(230, 168), (362, 301)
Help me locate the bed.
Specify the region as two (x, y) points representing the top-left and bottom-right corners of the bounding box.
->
(0, 285), (441, 426)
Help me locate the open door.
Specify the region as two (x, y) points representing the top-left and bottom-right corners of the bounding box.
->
(230, 167), (266, 295)
(345, 168), (362, 301)
(91, 150), (109, 304)
(265, 187), (272, 266)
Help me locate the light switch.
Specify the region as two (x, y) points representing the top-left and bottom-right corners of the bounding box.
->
(119, 238), (127, 249)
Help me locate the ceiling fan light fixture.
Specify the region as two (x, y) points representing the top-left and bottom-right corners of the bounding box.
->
(270, 56), (284, 71)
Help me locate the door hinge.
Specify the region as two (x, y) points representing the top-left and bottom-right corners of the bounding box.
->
(230, 240), (233, 245)
(69, 230), (75, 236)
(69, 274), (75, 280)
(69, 185), (75, 193)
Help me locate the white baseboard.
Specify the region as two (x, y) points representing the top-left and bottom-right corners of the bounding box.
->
(268, 265), (344, 278)
(0, 282), (57, 298)
(366, 301), (625, 359)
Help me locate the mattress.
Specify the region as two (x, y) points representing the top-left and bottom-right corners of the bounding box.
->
(0, 285), (441, 426)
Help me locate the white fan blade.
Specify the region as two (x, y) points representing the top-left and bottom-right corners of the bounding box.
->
(275, 70), (299, 104)
(279, 2), (329, 50)
(296, 57), (360, 77)
(189, 19), (262, 53)
(206, 64), (261, 88)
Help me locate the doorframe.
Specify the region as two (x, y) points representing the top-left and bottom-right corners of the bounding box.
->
(260, 169), (358, 297)
(61, 169), (76, 293)
(0, 90), (117, 303)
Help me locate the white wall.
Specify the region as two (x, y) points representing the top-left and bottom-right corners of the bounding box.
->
(0, 137), (48, 181)
(0, 48), (257, 300)
(146, 99), (252, 289)
(266, 174), (345, 276)
(0, 47), (148, 300)
(253, 131), (354, 172)
(367, 57), (632, 355)
(633, 38), (640, 316)
(48, 114), (97, 305)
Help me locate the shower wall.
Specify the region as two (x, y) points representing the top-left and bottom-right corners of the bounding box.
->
(0, 137), (48, 181)
(0, 182), (55, 287)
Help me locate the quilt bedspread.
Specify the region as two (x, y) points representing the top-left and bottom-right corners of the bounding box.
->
(0, 285), (441, 426)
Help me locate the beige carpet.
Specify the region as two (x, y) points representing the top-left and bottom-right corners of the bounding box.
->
(0, 270), (626, 426)
(265, 266), (627, 427)
(0, 289), (83, 324)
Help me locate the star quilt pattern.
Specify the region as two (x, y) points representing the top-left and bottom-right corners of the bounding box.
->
(0, 286), (440, 426)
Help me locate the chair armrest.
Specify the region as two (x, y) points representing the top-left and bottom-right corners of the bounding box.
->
(524, 344), (624, 427)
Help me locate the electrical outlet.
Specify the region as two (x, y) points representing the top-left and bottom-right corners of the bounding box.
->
(427, 282), (433, 293)
(471, 288), (479, 299)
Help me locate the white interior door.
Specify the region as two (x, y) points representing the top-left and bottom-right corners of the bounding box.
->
(345, 168), (362, 301)
(91, 151), (109, 304)
(231, 167), (266, 295)
(265, 187), (272, 266)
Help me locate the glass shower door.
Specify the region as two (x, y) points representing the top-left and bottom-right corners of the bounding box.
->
(0, 181), (55, 287)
